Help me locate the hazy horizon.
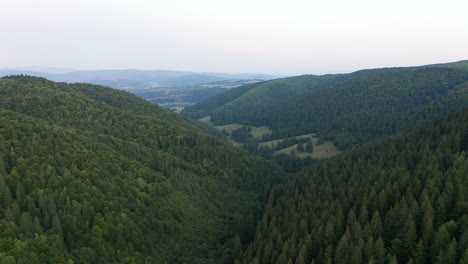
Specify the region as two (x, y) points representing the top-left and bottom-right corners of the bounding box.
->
(2, 59), (467, 77)
(2, 0), (467, 74)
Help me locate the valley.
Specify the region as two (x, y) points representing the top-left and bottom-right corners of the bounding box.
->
(132, 79), (264, 112)
(5, 0), (468, 262)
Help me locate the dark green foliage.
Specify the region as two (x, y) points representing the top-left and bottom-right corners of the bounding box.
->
(230, 108), (468, 264)
(185, 65), (468, 151)
(252, 67), (468, 149)
(0, 76), (282, 263)
(231, 127), (252, 143)
(271, 154), (313, 173)
(70, 82), (216, 133)
(460, 126), (468, 152)
(182, 82), (262, 119)
(306, 141), (314, 153)
(272, 138), (310, 152)
(297, 142), (304, 152)
(182, 74), (346, 120)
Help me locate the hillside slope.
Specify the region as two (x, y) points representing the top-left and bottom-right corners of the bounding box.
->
(0, 76), (282, 263)
(229, 108), (468, 264)
(183, 62), (468, 150)
(182, 74), (346, 120)
(252, 67), (468, 148)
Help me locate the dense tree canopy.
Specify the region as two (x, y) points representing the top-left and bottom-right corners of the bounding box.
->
(228, 108), (468, 264)
(184, 65), (468, 151)
(0, 76), (282, 263)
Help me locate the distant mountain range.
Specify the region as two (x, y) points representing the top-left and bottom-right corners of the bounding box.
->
(0, 68), (281, 111)
(0, 68), (280, 89)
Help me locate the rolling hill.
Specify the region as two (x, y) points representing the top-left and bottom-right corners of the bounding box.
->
(0, 75), (282, 263)
(181, 74), (347, 120)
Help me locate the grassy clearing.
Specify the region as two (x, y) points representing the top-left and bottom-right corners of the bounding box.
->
(199, 116), (212, 123)
(227, 140), (243, 147)
(301, 141), (341, 159)
(250, 126), (272, 139)
(259, 133), (317, 148)
(274, 139), (340, 159)
(260, 133), (340, 159)
(209, 124), (340, 159)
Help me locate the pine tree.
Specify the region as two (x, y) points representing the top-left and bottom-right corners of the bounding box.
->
(389, 255), (398, 264)
(434, 197), (447, 228)
(295, 244), (307, 264)
(460, 127), (468, 152)
(370, 212), (383, 237)
(335, 232), (351, 264)
(298, 143), (304, 152)
(443, 239), (457, 264)
(374, 237), (385, 264)
(412, 240), (426, 264)
(306, 141), (313, 153)
(459, 248), (468, 264)
(402, 215), (417, 260)
(431, 225), (450, 260)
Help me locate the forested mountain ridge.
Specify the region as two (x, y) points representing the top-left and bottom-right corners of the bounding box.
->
(228, 108), (468, 264)
(429, 60), (468, 71)
(69, 81), (214, 132)
(183, 63), (468, 151)
(253, 67), (468, 149)
(0, 76), (282, 263)
(181, 74), (346, 120)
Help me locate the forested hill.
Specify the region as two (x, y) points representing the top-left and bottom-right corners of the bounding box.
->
(181, 74), (346, 120)
(44, 77), (213, 133)
(183, 62), (468, 150)
(228, 108), (468, 264)
(0, 76), (282, 263)
(252, 67), (468, 149)
(429, 60), (468, 71)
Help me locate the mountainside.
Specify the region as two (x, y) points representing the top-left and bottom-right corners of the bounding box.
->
(181, 74), (346, 120)
(252, 67), (468, 149)
(227, 108), (468, 264)
(0, 76), (282, 263)
(429, 60), (468, 72)
(183, 62), (468, 151)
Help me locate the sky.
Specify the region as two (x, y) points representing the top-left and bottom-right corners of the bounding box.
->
(1, 0), (468, 74)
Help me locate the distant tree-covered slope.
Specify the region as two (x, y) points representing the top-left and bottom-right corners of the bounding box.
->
(250, 67), (468, 149)
(184, 63), (468, 150)
(181, 74), (346, 120)
(430, 60), (468, 72)
(228, 108), (468, 264)
(70, 82), (214, 132)
(0, 76), (282, 263)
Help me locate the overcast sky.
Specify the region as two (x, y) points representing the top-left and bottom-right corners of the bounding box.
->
(1, 0), (467, 74)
